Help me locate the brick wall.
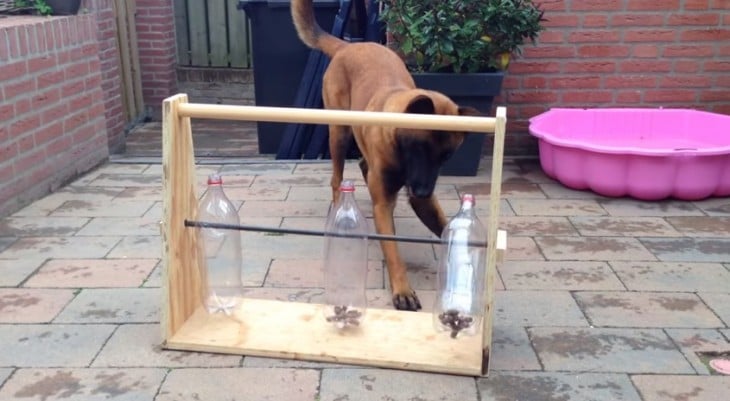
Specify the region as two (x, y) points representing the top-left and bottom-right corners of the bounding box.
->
(84, 0), (126, 153)
(0, 15), (109, 216)
(136, 0), (177, 118)
(496, 0), (730, 156)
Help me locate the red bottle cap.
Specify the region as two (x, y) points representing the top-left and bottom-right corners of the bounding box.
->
(208, 174), (223, 185)
(462, 193), (475, 204)
(340, 180), (355, 192)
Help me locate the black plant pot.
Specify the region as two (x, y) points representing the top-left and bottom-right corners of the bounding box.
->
(412, 72), (505, 176)
(46, 0), (82, 15)
(239, 0), (341, 154)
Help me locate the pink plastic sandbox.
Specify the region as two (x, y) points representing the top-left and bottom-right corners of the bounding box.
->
(529, 108), (730, 201)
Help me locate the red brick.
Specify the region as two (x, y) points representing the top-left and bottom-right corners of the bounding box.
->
(569, 31), (621, 43)
(14, 98), (31, 116)
(0, 104), (13, 122)
(611, 14), (666, 26)
(633, 44), (660, 58)
(572, 0), (623, 11)
(684, 0), (710, 9)
(705, 61), (730, 71)
(34, 121), (63, 145)
(44, 133), (72, 157)
(3, 78), (35, 102)
(0, 142), (17, 165)
(63, 112), (87, 133)
(506, 91), (560, 104)
(509, 61), (562, 74)
(0, 61), (27, 81)
(624, 30), (678, 42)
(10, 115), (42, 137)
(563, 61), (617, 73)
(712, 0), (730, 9)
(537, 31), (565, 44)
(663, 45), (715, 57)
(680, 29), (730, 41)
(578, 45), (631, 58)
(543, 14), (580, 27)
(31, 88), (61, 110)
(560, 90), (613, 103)
(14, 148), (47, 173)
(711, 104), (730, 115)
(64, 61), (91, 79)
(27, 55), (57, 74)
(668, 13), (720, 25)
(701, 91), (730, 101)
(674, 60), (702, 73)
(616, 90), (643, 103)
(627, 0), (681, 10)
(549, 76), (602, 89)
(523, 76), (549, 89)
(40, 104), (69, 126)
(61, 80), (85, 98)
(36, 70), (66, 88)
(583, 14), (610, 27)
(659, 75), (712, 88)
(644, 89), (698, 103)
(619, 60), (672, 73)
(605, 75), (658, 88)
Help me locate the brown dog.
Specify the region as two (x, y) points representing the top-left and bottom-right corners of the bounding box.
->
(292, 0), (479, 310)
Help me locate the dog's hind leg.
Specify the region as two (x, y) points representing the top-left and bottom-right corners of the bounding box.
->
(409, 195), (447, 237)
(328, 124), (351, 203)
(358, 159), (369, 183)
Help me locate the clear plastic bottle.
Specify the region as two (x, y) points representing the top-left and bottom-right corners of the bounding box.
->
(433, 193), (487, 338)
(197, 173), (244, 315)
(322, 180), (369, 329)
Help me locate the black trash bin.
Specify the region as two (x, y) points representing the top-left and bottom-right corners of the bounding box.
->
(239, 0), (341, 154)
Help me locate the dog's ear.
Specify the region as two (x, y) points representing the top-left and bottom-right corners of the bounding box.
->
(458, 106), (482, 117)
(405, 95), (436, 115)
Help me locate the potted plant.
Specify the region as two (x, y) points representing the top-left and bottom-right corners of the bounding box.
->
(379, 0), (545, 175)
(12, 0), (81, 15)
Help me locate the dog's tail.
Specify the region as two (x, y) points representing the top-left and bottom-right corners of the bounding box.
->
(291, 0), (347, 57)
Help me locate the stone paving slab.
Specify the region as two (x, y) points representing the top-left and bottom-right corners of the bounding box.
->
(570, 216), (682, 237)
(498, 216), (577, 236)
(0, 217), (90, 237)
(93, 324), (242, 368)
(691, 198), (730, 216)
(0, 237), (14, 253)
(10, 187), (124, 217)
(1, 237), (121, 259)
(157, 368), (319, 401)
(0, 368), (11, 385)
(509, 199), (608, 216)
(598, 199), (704, 216)
(536, 236), (656, 261)
(631, 375), (730, 401)
(529, 327), (694, 373)
(697, 292), (730, 326)
(666, 216), (730, 237)
(0, 258), (45, 287)
(242, 356), (348, 369)
(50, 200), (155, 218)
(24, 259), (158, 288)
(574, 292), (724, 328)
(114, 186), (163, 200)
(640, 238), (730, 262)
(490, 325), (541, 371)
(495, 290), (588, 327)
(265, 259), (384, 289)
(320, 368), (478, 401)
(610, 262), (730, 292)
(224, 185), (290, 201)
(504, 237), (544, 261)
(457, 181), (548, 198)
(665, 329), (730, 374)
(0, 289), (76, 323)
(107, 236), (160, 259)
(87, 173), (162, 188)
(75, 217), (161, 236)
(539, 182), (611, 199)
(54, 288), (160, 324)
(0, 368), (166, 401)
(499, 261), (625, 291)
(477, 372), (642, 401)
(0, 324), (115, 367)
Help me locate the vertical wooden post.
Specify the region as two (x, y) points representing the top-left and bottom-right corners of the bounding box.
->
(481, 106), (507, 375)
(161, 94), (205, 341)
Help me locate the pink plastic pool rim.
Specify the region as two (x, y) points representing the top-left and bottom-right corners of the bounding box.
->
(529, 108), (730, 201)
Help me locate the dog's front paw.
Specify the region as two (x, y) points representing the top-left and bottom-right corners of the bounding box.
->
(392, 290), (422, 311)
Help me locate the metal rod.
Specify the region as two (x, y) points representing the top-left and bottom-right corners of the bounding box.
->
(184, 220), (488, 248)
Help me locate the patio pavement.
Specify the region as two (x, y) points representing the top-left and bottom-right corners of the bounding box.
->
(1, 147), (729, 399)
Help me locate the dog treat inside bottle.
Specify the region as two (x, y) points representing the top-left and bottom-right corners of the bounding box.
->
(432, 193), (486, 338)
(322, 180), (368, 329)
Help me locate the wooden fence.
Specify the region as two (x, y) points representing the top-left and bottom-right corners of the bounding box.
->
(174, 0), (252, 68)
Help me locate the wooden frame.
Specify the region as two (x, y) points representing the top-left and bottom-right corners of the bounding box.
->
(161, 94), (507, 376)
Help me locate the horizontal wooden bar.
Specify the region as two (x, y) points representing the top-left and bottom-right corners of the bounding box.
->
(176, 103), (496, 133)
(164, 298), (483, 376)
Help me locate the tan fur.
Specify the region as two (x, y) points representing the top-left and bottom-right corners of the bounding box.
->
(291, 0), (480, 310)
